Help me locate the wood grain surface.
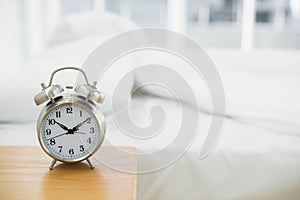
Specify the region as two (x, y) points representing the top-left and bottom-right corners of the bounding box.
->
(0, 146), (136, 200)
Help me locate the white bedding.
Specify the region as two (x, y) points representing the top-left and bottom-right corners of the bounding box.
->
(0, 14), (300, 199)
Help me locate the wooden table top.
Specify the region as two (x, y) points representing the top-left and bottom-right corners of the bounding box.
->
(0, 146), (136, 200)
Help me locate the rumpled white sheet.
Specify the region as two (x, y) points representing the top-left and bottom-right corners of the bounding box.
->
(105, 96), (300, 200)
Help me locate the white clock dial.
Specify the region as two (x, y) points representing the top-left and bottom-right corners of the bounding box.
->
(39, 103), (101, 162)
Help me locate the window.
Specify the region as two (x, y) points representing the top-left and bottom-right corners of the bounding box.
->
(61, 0), (93, 14)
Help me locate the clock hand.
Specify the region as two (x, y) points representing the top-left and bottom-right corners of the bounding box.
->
(55, 120), (69, 131)
(72, 118), (90, 131)
(74, 131), (86, 135)
(47, 131), (68, 140)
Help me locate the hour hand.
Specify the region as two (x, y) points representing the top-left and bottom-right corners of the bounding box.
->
(55, 120), (69, 131)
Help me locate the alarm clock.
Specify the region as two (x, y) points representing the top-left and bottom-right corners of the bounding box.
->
(34, 67), (105, 170)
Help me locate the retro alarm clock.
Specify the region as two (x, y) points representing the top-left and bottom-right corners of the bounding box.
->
(34, 67), (105, 170)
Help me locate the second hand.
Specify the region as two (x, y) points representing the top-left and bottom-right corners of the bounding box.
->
(74, 131), (86, 135)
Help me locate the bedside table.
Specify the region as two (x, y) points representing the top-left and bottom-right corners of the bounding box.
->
(0, 146), (136, 200)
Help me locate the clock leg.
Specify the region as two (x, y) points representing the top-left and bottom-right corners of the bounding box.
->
(49, 159), (57, 170)
(86, 158), (94, 169)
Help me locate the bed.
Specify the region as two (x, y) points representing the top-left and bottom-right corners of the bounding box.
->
(1, 11), (300, 200)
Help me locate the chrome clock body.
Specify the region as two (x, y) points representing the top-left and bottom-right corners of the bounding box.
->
(34, 67), (105, 170)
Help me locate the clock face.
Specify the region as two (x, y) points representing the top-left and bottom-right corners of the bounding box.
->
(39, 102), (103, 162)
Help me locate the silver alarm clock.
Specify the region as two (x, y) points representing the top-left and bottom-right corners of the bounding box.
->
(34, 67), (105, 170)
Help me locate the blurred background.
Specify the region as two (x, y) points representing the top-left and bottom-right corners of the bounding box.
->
(1, 2), (300, 199)
(1, 0), (300, 70)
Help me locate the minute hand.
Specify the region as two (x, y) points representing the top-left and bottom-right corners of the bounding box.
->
(73, 118), (90, 131)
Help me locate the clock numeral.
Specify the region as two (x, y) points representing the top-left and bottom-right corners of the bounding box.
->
(90, 127), (95, 134)
(66, 107), (73, 114)
(79, 145), (84, 152)
(50, 139), (56, 145)
(45, 129), (51, 135)
(80, 110), (83, 117)
(87, 138), (91, 144)
(87, 117), (91, 124)
(55, 111), (61, 118)
(48, 119), (55, 125)
(69, 149), (74, 155)
(58, 146), (63, 153)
